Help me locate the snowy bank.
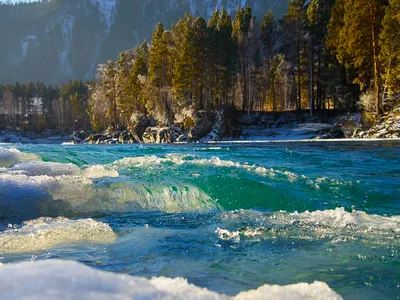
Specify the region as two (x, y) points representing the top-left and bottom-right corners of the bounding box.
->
(0, 260), (342, 300)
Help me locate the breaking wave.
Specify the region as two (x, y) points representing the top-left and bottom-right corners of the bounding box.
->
(0, 217), (116, 254)
(0, 149), (218, 221)
(0, 260), (342, 299)
(0, 148), (383, 221)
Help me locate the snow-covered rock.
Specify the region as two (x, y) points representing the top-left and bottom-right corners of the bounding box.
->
(364, 106), (400, 139)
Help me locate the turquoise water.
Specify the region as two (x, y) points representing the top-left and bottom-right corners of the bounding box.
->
(0, 141), (399, 299)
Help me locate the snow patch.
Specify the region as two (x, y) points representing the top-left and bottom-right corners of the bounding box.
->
(0, 260), (342, 299)
(89, 0), (118, 34)
(21, 35), (36, 60)
(59, 15), (75, 77)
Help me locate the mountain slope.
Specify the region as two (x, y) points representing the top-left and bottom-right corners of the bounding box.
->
(0, 0), (288, 84)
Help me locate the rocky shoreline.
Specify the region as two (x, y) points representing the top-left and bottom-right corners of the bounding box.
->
(2, 107), (400, 144)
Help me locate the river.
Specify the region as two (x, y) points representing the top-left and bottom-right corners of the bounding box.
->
(0, 141), (399, 299)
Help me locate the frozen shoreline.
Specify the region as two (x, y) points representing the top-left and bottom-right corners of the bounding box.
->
(1, 123), (400, 144)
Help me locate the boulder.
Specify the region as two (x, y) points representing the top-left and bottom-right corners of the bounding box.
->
(132, 117), (156, 142)
(317, 125), (345, 139)
(70, 131), (86, 144)
(142, 127), (158, 143)
(187, 111), (216, 141)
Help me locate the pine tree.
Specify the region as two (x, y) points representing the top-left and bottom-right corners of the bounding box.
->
(104, 60), (118, 129)
(307, 0), (336, 114)
(284, 0), (306, 110)
(379, 0), (400, 107)
(148, 23), (173, 124)
(233, 6), (252, 112)
(327, 0), (389, 115)
(260, 10), (277, 110)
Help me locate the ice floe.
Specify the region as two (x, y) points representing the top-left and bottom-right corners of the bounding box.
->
(0, 217), (115, 254)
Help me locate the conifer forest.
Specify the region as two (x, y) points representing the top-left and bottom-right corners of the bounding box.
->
(0, 0), (399, 132)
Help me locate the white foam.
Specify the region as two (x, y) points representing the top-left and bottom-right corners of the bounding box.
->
(82, 165), (119, 178)
(217, 208), (400, 242)
(0, 217), (116, 254)
(0, 260), (342, 299)
(113, 154), (276, 177)
(9, 161), (81, 177)
(292, 207), (400, 232)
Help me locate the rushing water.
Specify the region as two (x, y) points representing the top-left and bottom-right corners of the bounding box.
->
(0, 141), (399, 299)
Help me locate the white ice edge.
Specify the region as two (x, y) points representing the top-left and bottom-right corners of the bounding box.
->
(0, 260), (342, 300)
(207, 138), (400, 144)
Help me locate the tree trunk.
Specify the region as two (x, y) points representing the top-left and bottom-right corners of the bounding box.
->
(297, 23), (302, 111)
(309, 33), (314, 117)
(369, 1), (381, 116)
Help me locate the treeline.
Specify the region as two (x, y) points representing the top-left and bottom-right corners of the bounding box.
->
(1, 0), (399, 133)
(0, 81), (89, 131)
(90, 0), (399, 131)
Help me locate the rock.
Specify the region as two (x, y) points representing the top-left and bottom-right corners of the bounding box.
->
(358, 131), (366, 138)
(317, 125), (345, 139)
(70, 131), (86, 144)
(187, 111), (216, 140)
(156, 127), (171, 144)
(176, 134), (188, 143)
(364, 104), (400, 138)
(142, 127), (158, 143)
(132, 117), (156, 142)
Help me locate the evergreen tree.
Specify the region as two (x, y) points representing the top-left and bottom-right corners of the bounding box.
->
(327, 0), (389, 115)
(379, 0), (400, 107)
(148, 23), (173, 124)
(233, 6), (252, 112)
(260, 10), (277, 110)
(104, 61), (118, 129)
(284, 0), (306, 110)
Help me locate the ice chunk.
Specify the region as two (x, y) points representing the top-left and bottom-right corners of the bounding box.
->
(0, 217), (116, 253)
(0, 147), (41, 168)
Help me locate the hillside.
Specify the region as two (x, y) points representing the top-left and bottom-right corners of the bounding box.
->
(0, 0), (288, 84)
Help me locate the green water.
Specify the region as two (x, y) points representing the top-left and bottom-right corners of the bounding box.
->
(0, 141), (399, 299)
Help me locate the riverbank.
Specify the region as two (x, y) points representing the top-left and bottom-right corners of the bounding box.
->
(1, 107), (399, 144)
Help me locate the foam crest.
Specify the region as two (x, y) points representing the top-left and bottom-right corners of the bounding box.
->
(81, 165), (119, 178)
(292, 207), (400, 232)
(0, 260), (342, 299)
(0, 147), (41, 168)
(113, 154), (276, 177)
(112, 154), (353, 188)
(217, 208), (400, 243)
(9, 161), (81, 176)
(0, 217), (116, 253)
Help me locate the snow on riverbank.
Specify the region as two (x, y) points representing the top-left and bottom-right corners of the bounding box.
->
(239, 123), (332, 141)
(0, 130), (70, 144)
